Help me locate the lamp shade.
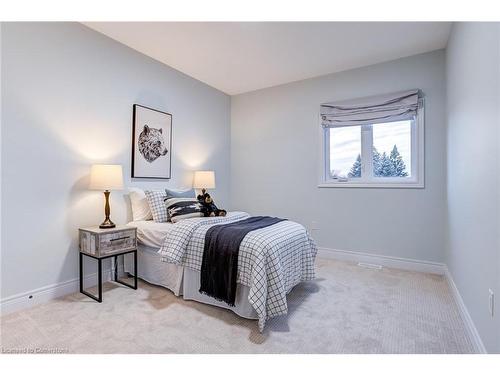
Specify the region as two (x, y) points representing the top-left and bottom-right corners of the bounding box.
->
(89, 164), (124, 190)
(193, 170), (215, 189)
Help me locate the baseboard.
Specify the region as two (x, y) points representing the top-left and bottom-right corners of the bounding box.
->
(317, 247), (446, 274)
(0, 269), (114, 316)
(444, 267), (487, 354)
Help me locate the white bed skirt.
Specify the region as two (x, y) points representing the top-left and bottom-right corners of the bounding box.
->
(124, 245), (258, 320)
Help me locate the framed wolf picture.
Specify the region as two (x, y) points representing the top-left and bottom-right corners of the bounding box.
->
(131, 104), (172, 179)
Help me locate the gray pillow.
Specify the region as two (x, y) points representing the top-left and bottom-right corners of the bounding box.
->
(165, 188), (196, 199)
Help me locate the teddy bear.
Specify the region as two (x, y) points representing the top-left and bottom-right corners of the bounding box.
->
(197, 192), (227, 217)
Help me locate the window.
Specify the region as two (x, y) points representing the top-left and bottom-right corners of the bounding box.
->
(329, 125), (362, 179)
(372, 121), (412, 178)
(320, 113), (424, 188)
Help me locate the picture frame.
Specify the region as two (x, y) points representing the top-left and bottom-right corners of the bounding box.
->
(131, 104), (172, 179)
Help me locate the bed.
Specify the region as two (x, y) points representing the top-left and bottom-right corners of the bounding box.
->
(124, 211), (317, 331)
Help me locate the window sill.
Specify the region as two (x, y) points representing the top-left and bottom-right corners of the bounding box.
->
(317, 182), (424, 189)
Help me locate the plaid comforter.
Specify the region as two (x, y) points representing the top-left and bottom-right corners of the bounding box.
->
(158, 212), (317, 331)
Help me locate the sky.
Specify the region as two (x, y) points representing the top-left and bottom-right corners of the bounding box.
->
(330, 120), (411, 178)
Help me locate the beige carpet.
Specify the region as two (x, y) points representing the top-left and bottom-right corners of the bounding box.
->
(0, 258), (473, 354)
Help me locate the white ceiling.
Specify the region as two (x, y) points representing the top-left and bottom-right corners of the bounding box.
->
(84, 22), (452, 95)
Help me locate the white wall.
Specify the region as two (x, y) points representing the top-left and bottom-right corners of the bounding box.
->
(445, 22), (500, 353)
(1, 23), (231, 298)
(231, 50), (447, 263)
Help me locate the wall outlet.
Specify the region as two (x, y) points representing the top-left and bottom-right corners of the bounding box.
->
(489, 289), (494, 317)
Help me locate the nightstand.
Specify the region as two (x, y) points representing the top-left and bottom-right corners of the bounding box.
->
(79, 225), (138, 302)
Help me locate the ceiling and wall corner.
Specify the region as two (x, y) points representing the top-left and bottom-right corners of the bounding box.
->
(84, 22), (452, 95)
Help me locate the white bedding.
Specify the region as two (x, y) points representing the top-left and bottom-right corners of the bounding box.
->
(128, 220), (175, 248)
(124, 245), (184, 295)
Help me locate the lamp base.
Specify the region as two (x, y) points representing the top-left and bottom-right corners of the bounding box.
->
(99, 218), (116, 229)
(99, 190), (115, 229)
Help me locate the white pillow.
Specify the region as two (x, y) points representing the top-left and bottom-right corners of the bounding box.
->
(129, 188), (153, 221)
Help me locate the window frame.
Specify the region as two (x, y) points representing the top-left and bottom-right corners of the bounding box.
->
(318, 107), (424, 189)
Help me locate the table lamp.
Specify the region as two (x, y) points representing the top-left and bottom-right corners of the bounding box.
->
(193, 170), (215, 194)
(89, 164), (124, 229)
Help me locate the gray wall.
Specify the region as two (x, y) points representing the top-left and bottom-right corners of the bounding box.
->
(445, 22), (500, 353)
(1, 23), (231, 298)
(231, 50), (447, 263)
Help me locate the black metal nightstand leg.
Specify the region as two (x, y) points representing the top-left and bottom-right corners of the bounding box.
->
(98, 258), (102, 302)
(134, 250), (138, 289)
(79, 248), (137, 302)
(113, 251), (138, 290)
(80, 252), (103, 303)
(79, 252), (83, 293)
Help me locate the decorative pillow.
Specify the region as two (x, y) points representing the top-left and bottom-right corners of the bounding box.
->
(165, 197), (204, 223)
(129, 188), (153, 221)
(165, 188), (196, 199)
(144, 190), (168, 222)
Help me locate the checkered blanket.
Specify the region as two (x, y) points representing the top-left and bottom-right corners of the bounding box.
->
(158, 212), (317, 331)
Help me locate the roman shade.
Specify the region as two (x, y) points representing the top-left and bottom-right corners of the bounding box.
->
(320, 89), (422, 128)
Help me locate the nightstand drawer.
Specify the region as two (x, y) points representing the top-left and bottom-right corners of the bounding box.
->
(99, 229), (136, 255)
(79, 225), (137, 258)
